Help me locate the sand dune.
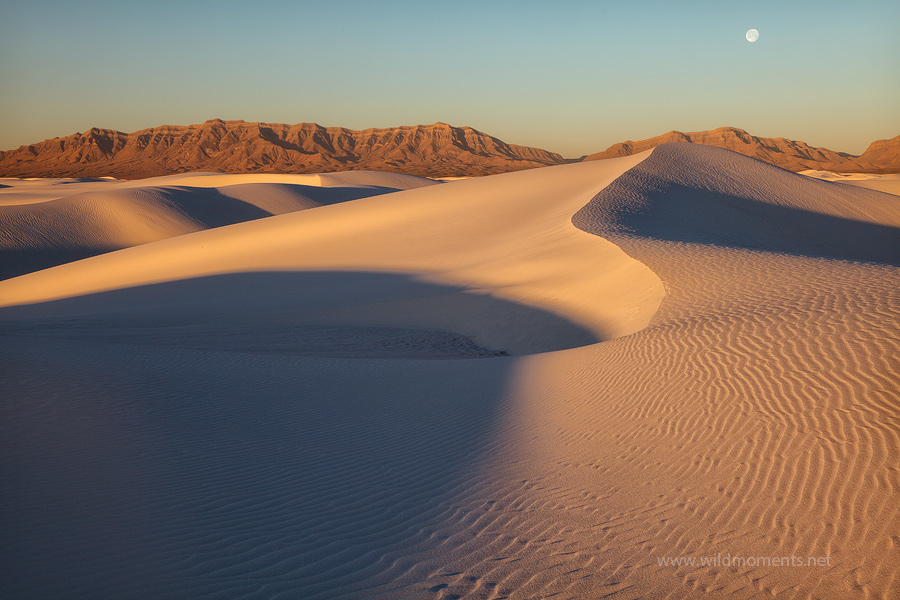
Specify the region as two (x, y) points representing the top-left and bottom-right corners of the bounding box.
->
(1, 144), (898, 599)
(0, 171), (438, 279)
(0, 152), (663, 351)
(800, 170), (900, 196)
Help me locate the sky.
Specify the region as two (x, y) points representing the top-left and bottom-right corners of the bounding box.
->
(1, 0), (898, 157)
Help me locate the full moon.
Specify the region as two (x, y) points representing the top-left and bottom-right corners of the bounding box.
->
(746, 28), (759, 42)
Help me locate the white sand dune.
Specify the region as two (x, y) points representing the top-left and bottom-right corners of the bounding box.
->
(1, 145), (898, 599)
(0, 171), (438, 279)
(0, 171), (437, 204)
(800, 170), (900, 196)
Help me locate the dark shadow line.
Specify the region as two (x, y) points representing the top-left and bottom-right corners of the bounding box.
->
(0, 270), (601, 355)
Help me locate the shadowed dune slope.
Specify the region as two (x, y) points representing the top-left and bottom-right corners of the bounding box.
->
(1, 145), (899, 599)
(575, 143), (900, 265)
(0, 271), (600, 357)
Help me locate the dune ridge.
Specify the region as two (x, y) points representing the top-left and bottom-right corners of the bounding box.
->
(0, 152), (664, 352)
(1, 144), (898, 599)
(0, 171), (438, 280)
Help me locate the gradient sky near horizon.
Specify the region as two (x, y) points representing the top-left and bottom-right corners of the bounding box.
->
(1, 0), (898, 157)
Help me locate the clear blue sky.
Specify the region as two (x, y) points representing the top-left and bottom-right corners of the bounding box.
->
(1, 0), (898, 157)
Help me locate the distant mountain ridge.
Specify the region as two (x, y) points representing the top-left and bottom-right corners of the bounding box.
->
(585, 127), (900, 174)
(0, 120), (566, 179)
(1, 121), (897, 179)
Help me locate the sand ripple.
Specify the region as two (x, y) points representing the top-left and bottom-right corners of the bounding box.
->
(1, 145), (898, 598)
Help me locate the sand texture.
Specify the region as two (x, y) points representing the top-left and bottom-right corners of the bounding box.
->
(1, 144), (898, 599)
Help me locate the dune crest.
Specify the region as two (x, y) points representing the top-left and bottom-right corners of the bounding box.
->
(0, 152), (664, 354)
(0, 172), (439, 280)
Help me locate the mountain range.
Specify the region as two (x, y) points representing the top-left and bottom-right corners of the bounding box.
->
(0, 121), (565, 179)
(0, 120), (897, 179)
(585, 127), (899, 173)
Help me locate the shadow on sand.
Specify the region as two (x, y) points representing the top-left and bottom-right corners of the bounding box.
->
(0, 270), (595, 598)
(573, 143), (900, 266)
(0, 183), (409, 281)
(0, 270), (600, 355)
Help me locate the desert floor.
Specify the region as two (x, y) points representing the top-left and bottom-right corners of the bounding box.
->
(1, 144), (898, 599)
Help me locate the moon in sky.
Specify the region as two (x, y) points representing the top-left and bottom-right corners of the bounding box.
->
(746, 28), (759, 42)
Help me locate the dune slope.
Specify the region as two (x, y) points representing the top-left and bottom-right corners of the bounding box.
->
(1, 145), (898, 599)
(0, 171), (438, 279)
(799, 170), (900, 197)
